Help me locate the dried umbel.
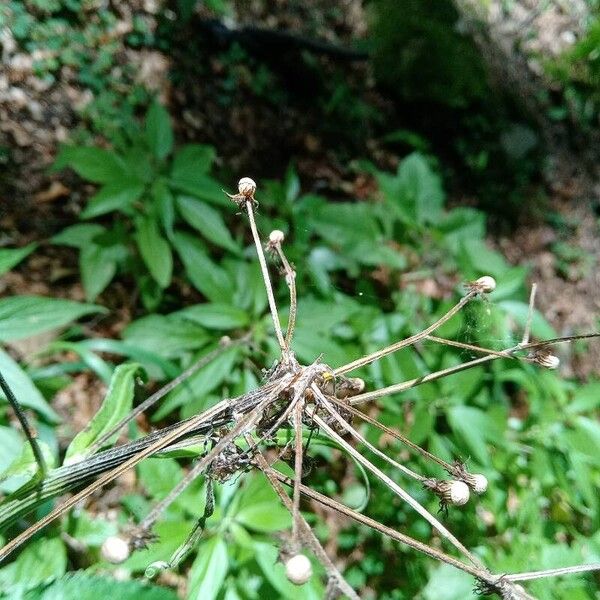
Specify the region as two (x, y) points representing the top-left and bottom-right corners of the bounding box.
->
(1, 176), (599, 599)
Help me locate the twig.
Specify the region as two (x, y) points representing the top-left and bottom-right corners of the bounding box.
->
(334, 290), (477, 375)
(309, 403), (486, 569)
(506, 563), (600, 582)
(252, 442), (361, 600)
(521, 283), (538, 346)
(291, 398), (304, 551)
(270, 232), (298, 348)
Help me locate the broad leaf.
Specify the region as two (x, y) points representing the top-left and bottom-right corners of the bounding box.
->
(171, 144), (215, 178)
(0, 296), (104, 341)
(54, 146), (128, 184)
(187, 536), (229, 600)
(135, 217), (173, 288)
(177, 196), (239, 252)
(0, 438), (55, 486)
(0, 348), (60, 422)
(0, 243), (36, 276)
(176, 303), (249, 330)
(172, 232), (234, 302)
(64, 363), (142, 463)
(123, 314), (209, 358)
(81, 182), (145, 219)
(145, 100), (174, 160)
(52, 224), (106, 248)
(80, 244), (117, 300)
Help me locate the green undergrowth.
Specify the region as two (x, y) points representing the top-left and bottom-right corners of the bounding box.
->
(0, 102), (599, 599)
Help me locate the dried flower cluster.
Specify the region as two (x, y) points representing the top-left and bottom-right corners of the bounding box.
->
(1, 178), (599, 599)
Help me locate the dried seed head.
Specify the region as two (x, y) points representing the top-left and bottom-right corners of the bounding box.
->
(101, 535), (130, 564)
(425, 478), (470, 507)
(285, 554), (313, 585)
(269, 230), (285, 244)
(532, 352), (560, 369)
(476, 275), (496, 293)
(238, 177), (256, 198)
(469, 473), (488, 494)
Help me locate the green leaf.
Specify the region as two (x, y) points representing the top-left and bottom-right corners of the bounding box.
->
(145, 101), (174, 160)
(0, 537), (66, 592)
(81, 182), (145, 219)
(0, 243), (36, 276)
(567, 382), (600, 414)
(498, 300), (557, 340)
(176, 303), (249, 330)
(187, 536), (229, 600)
(80, 244), (117, 301)
(171, 144), (215, 177)
(172, 232), (234, 302)
(24, 572), (179, 600)
(177, 196), (239, 252)
(447, 405), (502, 465)
(234, 473), (292, 532)
(423, 563), (478, 600)
(52, 224), (105, 248)
(64, 363), (142, 463)
(153, 345), (239, 419)
(0, 348), (60, 422)
(123, 314), (209, 358)
(135, 217), (173, 288)
(0, 438), (55, 485)
(0, 296), (104, 341)
(54, 145), (128, 184)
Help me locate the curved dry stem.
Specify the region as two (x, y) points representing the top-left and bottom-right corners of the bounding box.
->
(273, 244), (297, 348)
(309, 404), (486, 569)
(334, 290), (477, 376)
(253, 443), (361, 600)
(246, 200), (286, 353)
(506, 563), (600, 582)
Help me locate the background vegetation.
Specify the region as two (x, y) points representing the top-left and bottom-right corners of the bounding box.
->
(0, 1), (599, 599)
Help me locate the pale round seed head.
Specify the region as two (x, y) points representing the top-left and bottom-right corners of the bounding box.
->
(269, 229), (285, 244)
(348, 377), (366, 394)
(101, 535), (130, 564)
(540, 354), (560, 369)
(476, 275), (496, 293)
(449, 480), (470, 506)
(285, 554), (313, 585)
(238, 177), (256, 197)
(471, 473), (488, 494)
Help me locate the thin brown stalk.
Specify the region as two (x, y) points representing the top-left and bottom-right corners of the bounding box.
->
(291, 399), (304, 550)
(270, 470), (497, 586)
(273, 244), (297, 348)
(521, 283), (538, 346)
(252, 442), (361, 600)
(334, 290), (477, 376)
(309, 407), (485, 569)
(90, 336), (250, 453)
(326, 395), (451, 471)
(246, 201), (286, 353)
(317, 389), (425, 482)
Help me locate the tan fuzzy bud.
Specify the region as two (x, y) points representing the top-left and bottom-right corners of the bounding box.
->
(285, 554), (312, 585)
(426, 479), (470, 507)
(101, 536), (130, 564)
(475, 276), (496, 293)
(469, 473), (488, 494)
(238, 177), (256, 197)
(269, 230), (285, 244)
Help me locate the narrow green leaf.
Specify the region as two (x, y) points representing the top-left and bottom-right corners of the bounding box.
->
(80, 244), (117, 301)
(52, 224), (106, 248)
(0, 296), (104, 341)
(177, 196), (239, 252)
(187, 536), (229, 600)
(135, 218), (173, 288)
(54, 145), (128, 184)
(176, 303), (249, 330)
(0, 348), (60, 422)
(145, 101), (174, 160)
(153, 345), (239, 420)
(172, 232), (234, 302)
(169, 172), (228, 206)
(0, 243), (36, 276)
(81, 182), (145, 219)
(122, 314), (209, 359)
(0, 438), (55, 485)
(171, 144), (215, 178)
(64, 363), (142, 463)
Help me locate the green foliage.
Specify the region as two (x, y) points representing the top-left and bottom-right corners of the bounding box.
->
(53, 101), (235, 308)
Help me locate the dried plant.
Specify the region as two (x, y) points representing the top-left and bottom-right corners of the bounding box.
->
(1, 178), (599, 599)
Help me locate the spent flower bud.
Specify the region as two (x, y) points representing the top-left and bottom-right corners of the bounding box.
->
(101, 535), (130, 564)
(238, 177), (256, 198)
(285, 554), (313, 585)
